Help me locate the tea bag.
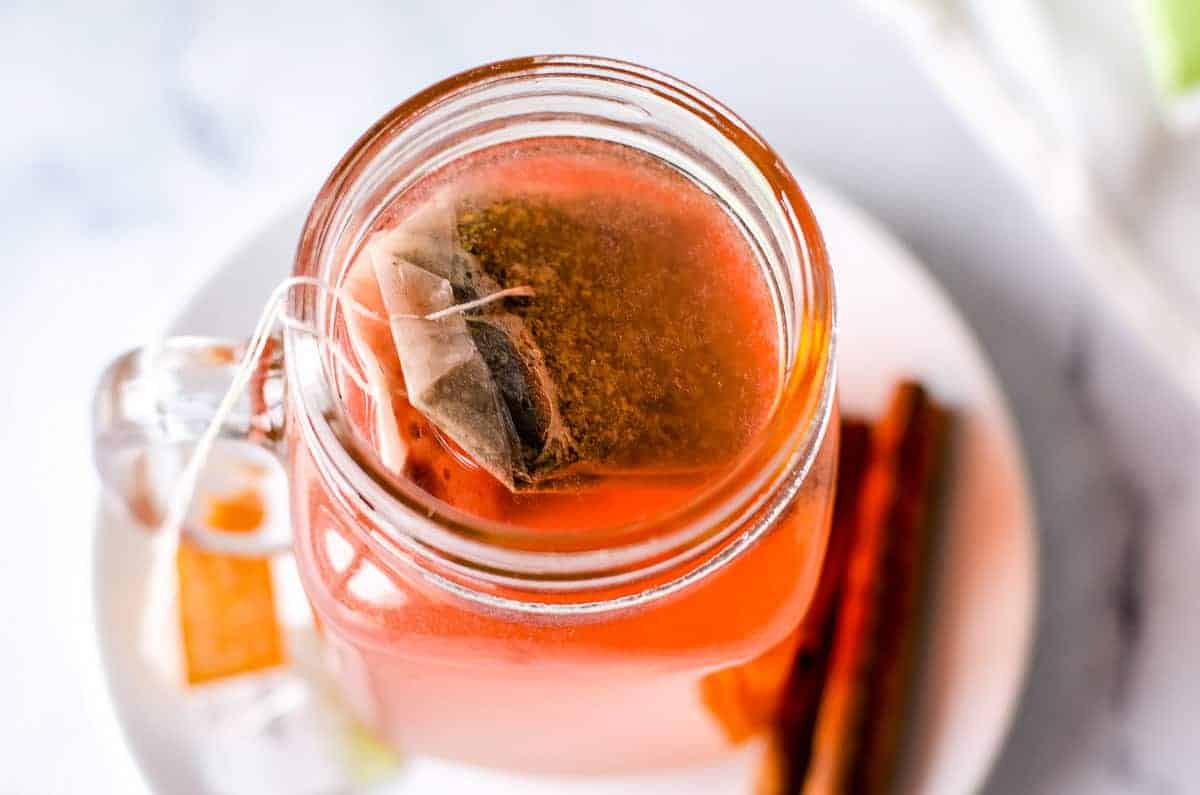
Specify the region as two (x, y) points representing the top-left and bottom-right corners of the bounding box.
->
(342, 247), (407, 474)
(366, 198), (576, 491)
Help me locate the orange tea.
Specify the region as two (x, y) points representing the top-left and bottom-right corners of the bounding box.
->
(290, 134), (839, 771)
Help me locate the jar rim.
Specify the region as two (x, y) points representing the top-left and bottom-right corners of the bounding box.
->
(286, 55), (836, 608)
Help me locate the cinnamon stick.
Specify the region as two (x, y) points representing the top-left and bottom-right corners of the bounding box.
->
(763, 419), (872, 794)
(854, 392), (949, 794)
(709, 420), (872, 754)
(800, 383), (949, 795)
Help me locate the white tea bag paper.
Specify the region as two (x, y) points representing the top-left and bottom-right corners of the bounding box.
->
(362, 199), (573, 491)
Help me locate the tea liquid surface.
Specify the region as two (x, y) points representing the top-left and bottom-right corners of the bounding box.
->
(341, 138), (780, 529)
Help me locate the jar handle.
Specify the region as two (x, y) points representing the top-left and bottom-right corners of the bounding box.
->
(91, 335), (291, 556)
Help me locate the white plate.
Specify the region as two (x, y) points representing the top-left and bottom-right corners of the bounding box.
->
(95, 176), (1037, 794)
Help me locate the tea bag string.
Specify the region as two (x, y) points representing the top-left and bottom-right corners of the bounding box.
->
(277, 279), (535, 392)
(417, 286), (536, 321)
(284, 276), (535, 324)
(157, 275), (535, 540)
(156, 278), (290, 542)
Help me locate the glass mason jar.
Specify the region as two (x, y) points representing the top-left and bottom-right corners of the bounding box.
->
(95, 55), (837, 775)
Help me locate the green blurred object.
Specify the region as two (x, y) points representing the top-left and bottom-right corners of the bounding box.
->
(341, 721), (404, 787)
(1144, 0), (1200, 94)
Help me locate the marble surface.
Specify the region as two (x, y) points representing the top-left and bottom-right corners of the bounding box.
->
(1, 2), (1196, 793)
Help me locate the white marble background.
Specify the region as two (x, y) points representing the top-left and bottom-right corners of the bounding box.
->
(1, 2), (1197, 793)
